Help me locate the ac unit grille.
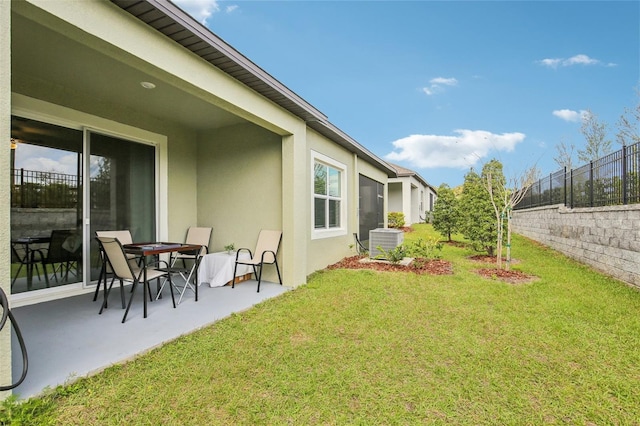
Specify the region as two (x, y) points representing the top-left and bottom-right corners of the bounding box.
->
(369, 228), (404, 258)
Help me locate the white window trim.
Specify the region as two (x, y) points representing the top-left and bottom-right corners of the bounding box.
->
(311, 151), (347, 240)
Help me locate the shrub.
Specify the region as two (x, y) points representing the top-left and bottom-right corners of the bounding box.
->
(388, 212), (405, 228)
(374, 245), (407, 264)
(406, 237), (443, 259)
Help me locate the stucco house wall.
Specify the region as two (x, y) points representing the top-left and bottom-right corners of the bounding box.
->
(197, 122), (283, 283)
(387, 164), (437, 225)
(1, 0), (11, 401)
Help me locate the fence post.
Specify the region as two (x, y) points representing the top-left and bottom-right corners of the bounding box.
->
(623, 144), (628, 205)
(570, 168), (574, 208)
(563, 167), (567, 206)
(589, 161), (594, 207)
(20, 168), (25, 208)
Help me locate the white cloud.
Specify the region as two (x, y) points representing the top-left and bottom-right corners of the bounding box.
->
(173, 0), (222, 25)
(15, 144), (79, 175)
(564, 54), (598, 66)
(552, 109), (588, 122)
(385, 129), (525, 169)
(537, 54), (615, 68)
(539, 58), (562, 68)
(422, 77), (458, 96)
(226, 5), (238, 13)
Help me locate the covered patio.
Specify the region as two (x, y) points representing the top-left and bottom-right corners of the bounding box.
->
(10, 278), (289, 400)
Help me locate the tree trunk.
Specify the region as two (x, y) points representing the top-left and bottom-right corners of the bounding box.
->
(505, 209), (512, 271)
(496, 211), (503, 268)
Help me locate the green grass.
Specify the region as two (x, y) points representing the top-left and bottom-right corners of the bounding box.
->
(4, 224), (640, 425)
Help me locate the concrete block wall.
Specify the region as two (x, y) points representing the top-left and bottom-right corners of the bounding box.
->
(512, 204), (640, 288)
(11, 208), (79, 239)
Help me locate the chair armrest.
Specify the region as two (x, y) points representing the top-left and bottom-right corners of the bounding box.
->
(235, 248), (253, 261)
(260, 250), (278, 264)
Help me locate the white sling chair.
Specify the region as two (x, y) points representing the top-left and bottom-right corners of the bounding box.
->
(232, 229), (282, 292)
(96, 236), (175, 323)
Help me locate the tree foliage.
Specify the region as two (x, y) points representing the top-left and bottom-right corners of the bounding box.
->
(554, 137), (575, 171)
(432, 183), (459, 241)
(458, 169), (497, 256)
(577, 109), (612, 163)
(616, 89), (640, 147)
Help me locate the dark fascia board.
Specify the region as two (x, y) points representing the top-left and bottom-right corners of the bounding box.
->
(110, 0), (396, 177)
(307, 120), (397, 177)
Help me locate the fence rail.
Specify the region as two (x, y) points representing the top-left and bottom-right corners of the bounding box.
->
(11, 168), (110, 209)
(515, 141), (640, 209)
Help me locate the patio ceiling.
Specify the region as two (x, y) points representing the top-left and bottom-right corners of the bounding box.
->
(11, 6), (245, 132)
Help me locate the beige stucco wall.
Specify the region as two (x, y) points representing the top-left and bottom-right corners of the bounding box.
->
(306, 130), (352, 273)
(1, 0), (12, 397)
(196, 123), (284, 283)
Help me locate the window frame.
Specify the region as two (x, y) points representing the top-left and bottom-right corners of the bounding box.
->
(311, 151), (347, 240)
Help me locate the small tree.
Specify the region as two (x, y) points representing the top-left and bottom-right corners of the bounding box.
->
(616, 89), (640, 146)
(458, 169), (497, 256)
(482, 159), (506, 266)
(484, 160), (539, 270)
(432, 183), (459, 241)
(554, 137), (576, 171)
(577, 109), (612, 163)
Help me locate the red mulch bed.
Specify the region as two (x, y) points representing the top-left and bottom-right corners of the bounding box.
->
(327, 254), (536, 284)
(327, 255), (453, 275)
(468, 255), (536, 283)
(475, 267), (537, 284)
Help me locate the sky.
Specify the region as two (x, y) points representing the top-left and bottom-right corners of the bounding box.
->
(14, 1), (637, 188)
(169, 0), (639, 188)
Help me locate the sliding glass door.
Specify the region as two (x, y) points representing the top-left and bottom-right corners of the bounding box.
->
(87, 132), (156, 283)
(10, 116), (156, 295)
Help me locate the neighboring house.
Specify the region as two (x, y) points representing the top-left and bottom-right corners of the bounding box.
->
(0, 0), (396, 393)
(388, 163), (438, 225)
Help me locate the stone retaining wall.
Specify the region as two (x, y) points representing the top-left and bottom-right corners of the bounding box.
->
(512, 204), (640, 288)
(11, 208), (79, 239)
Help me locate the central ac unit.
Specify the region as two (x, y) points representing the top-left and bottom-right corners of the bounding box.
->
(369, 228), (404, 258)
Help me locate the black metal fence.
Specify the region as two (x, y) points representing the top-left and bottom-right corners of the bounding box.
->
(515, 141), (640, 209)
(11, 168), (111, 209)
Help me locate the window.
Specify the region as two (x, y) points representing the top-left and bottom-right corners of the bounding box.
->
(312, 152), (346, 238)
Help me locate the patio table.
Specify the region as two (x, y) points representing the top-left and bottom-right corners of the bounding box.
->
(123, 242), (203, 318)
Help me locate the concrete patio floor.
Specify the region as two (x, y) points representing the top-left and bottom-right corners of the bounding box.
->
(10, 278), (289, 400)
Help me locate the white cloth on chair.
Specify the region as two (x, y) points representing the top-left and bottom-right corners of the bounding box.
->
(198, 251), (252, 287)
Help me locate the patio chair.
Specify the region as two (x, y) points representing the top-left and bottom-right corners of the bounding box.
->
(157, 226), (212, 304)
(353, 232), (368, 255)
(96, 236), (175, 323)
(232, 229), (282, 293)
(93, 230), (136, 302)
(11, 241), (44, 290)
(41, 229), (82, 286)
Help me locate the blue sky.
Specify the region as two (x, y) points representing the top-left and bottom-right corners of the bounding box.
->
(182, 1), (636, 187)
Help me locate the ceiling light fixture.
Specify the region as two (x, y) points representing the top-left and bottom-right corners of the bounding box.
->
(140, 81), (156, 89)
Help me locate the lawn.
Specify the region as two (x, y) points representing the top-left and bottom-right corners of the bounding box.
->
(3, 224), (640, 425)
